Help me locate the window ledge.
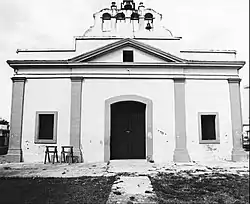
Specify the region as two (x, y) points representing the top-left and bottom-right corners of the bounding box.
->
(35, 140), (57, 144)
(199, 140), (220, 144)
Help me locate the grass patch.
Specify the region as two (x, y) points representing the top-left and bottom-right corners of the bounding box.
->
(0, 176), (116, 204)
(150, 173), (249, 204)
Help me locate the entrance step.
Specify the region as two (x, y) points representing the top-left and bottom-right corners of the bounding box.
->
(108, 160), (154, 174)
(106, 176), (157, 204)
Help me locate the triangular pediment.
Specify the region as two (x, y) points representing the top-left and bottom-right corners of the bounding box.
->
(68, 38), (186, 63)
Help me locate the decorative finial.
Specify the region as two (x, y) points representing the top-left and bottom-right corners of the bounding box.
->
(111, 1), (117, 10)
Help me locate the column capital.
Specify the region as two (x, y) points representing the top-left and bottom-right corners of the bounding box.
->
(228, 78), (242, 83)
(11, 77), (26, 82)
(70, 76), (83, 82)
(174, 77), (186, 83)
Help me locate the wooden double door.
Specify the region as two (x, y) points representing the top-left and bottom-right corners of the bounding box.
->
(110, 101), (146, 160)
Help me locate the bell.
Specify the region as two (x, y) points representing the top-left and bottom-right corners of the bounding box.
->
(145, 22), (152, 30)
(116, 12), (125, 20)
(131, 12), (139, 20)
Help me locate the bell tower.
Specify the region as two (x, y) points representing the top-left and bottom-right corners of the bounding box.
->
(83, 0), (176, 39)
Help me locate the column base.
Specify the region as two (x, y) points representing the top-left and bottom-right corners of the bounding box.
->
(4, 149), (23, 163)
(73, 149), (83, 163)
(146, 155), (154, 163)
(173, 148), (191, 163)
(231, 148), (248, 162)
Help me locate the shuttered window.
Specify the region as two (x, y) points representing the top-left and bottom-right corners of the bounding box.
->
(35, 112), (57, 144)
(199, 113), (220, 144)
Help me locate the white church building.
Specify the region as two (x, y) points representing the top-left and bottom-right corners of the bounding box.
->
(6, 0), (247, 163)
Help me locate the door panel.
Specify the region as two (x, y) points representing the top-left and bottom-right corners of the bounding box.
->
(111, 101), (146, 159)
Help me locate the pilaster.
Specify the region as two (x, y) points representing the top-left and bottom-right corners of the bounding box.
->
(70, 77), (83, 162)
(228, 78), (248, 161)
(173, 78), (191, 162)
(7, 77), (26, 162)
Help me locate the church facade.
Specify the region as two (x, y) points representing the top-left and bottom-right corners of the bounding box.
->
(6, 0), (247, 163)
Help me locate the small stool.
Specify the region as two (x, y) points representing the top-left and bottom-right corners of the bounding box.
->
(60, 146), (74, 164)
(44, 146), (59, 164)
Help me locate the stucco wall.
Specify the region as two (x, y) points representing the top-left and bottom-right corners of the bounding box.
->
(22, 79), (71, 162)
(242, 87), (249, 125)
(81, 79), (175, 163)
(20, 77), (234, 163)
(185, 80), (233, 161)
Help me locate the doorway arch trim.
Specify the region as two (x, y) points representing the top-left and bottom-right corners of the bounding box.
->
(104, 95), (153, 162)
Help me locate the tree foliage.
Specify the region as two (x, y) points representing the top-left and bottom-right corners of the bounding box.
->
(0, 118), (9, 125)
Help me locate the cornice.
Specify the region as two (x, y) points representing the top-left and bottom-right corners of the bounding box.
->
(7, 61), (246, 70)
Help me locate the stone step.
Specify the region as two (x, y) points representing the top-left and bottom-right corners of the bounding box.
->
(108, 160), (155, 174)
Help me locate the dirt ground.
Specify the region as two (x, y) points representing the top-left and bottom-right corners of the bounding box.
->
(150, 173), (249, 204)
(0, 160), (249, 204)
(0, 176), (115, 204)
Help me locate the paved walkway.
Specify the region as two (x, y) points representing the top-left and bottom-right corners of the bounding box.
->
(107, 176), (157, 204)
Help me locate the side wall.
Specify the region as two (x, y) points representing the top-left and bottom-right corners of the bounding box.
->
(185, 80), (233, 161)
(22, 79), (71, 162)
(81, 79), (175, 163)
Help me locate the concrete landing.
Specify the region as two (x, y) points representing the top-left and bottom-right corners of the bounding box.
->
(107, 160), (155, 175)
(106, 176), (157, 204)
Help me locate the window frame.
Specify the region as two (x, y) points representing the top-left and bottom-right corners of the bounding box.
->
(123, 50), (134, 62)
(35, 111), (58, 144)
(198, 112), (220, 144)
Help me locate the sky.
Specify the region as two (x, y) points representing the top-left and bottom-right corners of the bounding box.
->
(0, 0), (249, 122)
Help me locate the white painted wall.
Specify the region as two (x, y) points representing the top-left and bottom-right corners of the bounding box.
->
(22, 79), (71, 162)
(20, 77), (236, 163)
(75, 39), (118, 56)
(242, 87), (249, 125)
(81, 79), (175, 163)
(185, 80), (233, 162)
(180, 52), (237, 61)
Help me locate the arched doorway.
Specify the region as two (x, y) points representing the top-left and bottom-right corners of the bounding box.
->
(104, 95), (153, 162)
(111, 101), (146, 159)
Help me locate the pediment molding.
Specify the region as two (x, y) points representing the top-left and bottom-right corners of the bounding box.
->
(68, 38), (186, 63)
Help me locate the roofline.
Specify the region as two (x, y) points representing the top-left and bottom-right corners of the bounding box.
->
(75, 36), (182, 40)
(16, 36), (182, 53)
(16, 49), (76, 54)
(69, 38), (186, 63)
(181, 50), (237, 54)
